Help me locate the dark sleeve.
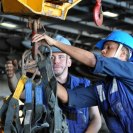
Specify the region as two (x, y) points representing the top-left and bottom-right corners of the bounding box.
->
(93, 54), (133, 86)
(67, 85), (97, 108)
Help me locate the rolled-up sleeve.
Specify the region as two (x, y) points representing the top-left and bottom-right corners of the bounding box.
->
(67, 86), (97, 108)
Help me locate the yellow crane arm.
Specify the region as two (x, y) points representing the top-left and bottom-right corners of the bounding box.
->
(1, 0), (81, 20)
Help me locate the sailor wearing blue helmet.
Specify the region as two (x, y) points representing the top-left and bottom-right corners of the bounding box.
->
(49, 35), (101, 133)
(32, 30), (133, 133)
(96, 30), (133, 60)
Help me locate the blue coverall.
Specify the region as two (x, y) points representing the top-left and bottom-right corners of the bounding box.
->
(68, 54), (133, 133)
(60, 74), (91, 133)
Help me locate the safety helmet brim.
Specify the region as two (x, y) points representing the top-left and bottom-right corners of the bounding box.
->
(96, 30), (133, 50)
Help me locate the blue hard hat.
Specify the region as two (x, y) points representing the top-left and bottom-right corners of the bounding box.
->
(96, 30), (133, 60)
(51, 35), (71, 52)
(96, 30), (133, 50)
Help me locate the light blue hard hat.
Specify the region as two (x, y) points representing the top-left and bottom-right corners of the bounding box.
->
(51, 35), (71, 52)
(96, 30), (133, 50)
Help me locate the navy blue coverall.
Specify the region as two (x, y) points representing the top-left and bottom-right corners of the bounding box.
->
(68, 54), (133, 133)
(61, 74), (91, 133)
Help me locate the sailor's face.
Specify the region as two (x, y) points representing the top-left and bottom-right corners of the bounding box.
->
(51, 52), (71, 77)
(101, 41), (119, 57)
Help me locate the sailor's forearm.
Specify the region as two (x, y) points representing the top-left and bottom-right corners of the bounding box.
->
(8, 74), (18, 93)
(57, 83), (68, 103)
(54, 41), (96, 67)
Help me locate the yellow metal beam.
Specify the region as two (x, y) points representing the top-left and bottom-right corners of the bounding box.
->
(2, 0), (81, 19)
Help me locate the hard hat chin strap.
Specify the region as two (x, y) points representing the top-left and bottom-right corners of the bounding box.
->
(114, 44), (123, 58)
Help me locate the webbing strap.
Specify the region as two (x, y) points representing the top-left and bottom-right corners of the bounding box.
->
(114, 44), (123, 58)
(4, 98), (20, 133)
(38, 54), (69, 133)
(0, 95), (12, 129)
(4, 75), (27, 133)
(23, 79), (33, 133)
(13, 75), (27, 100)
(31, 84), (49, 132)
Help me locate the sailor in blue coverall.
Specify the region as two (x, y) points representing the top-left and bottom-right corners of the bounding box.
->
(32, 30), (133, 133)
(61, 74), (91, 133)
(50, 35), (101, 133)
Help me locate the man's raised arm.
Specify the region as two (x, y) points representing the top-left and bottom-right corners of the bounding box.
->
(32, 34), (96, 68)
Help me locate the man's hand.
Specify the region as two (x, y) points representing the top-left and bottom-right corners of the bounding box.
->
(5, 60), (18, 78)
(32, 33), (56, 46)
